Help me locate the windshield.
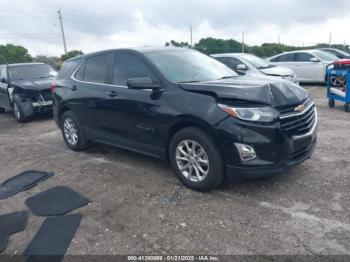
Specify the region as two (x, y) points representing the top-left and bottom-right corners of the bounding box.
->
(239, 54), (271, 69)
(9, 64), (57, 81)
(145, 50), (238, 83)
(313, 51), (338, 61)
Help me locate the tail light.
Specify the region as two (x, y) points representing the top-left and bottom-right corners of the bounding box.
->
(50, 83), (56, 93)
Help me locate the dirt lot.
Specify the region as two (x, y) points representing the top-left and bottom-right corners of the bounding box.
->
(0, 86), (349, 256)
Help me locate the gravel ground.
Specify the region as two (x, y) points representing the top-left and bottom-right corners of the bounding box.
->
(0, 86), (349, 256)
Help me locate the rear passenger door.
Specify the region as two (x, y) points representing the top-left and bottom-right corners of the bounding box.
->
(69, 53), (114, 134)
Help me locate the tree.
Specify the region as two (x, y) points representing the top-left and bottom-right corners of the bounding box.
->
(0, 44), (32, 64)
(165, 40), (191, 48)
(194, 37), (243, 54)
(34, 55), (61, 70)
(61, 50), (83, 61)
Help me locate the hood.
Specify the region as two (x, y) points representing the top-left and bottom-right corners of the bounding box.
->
(179, 76), (308, 107)
(11, 77), (54, 91)
(260, 66), (294, 76)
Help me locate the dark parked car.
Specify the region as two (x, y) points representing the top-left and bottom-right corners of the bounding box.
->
(0, 63), (57, 122)
(319, 48), (350, 59)
(52, 48), (317, 191)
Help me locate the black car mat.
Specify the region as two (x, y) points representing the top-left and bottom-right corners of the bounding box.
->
(25, 186), (90, 216)
(0, 170), (54, 200)
(0, 234), (9, 253)
(0, 211), (29, 236)
(24, 214), (82, 261)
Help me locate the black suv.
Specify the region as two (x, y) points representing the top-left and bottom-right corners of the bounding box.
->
(52, 48), (317, 191)
(0, 63), (57, 122)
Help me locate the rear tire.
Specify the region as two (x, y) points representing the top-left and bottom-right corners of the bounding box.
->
(344, 103), (350, 113)
(169, 127), (225, 191)
(60, 111), (88, 151)
(13, 102), (27, 123)
(0, 107), (5, 114)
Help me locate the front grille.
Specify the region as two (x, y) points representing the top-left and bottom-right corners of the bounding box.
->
(279, 100), (316, 138)
(39, 89), (52, 101)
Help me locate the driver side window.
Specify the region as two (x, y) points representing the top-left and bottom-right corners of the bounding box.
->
(112, 53), (157, 86)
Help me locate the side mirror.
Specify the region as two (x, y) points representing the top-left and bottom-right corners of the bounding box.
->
(310, 57), (320, 63)
(127, 77), (161, 91)
(236, 64), (248, 71)
(0, 78), (7, 83)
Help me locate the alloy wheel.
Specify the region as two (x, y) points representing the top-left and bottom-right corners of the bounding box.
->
(175, 139), (209, 182)
(63, 118), (79, 146)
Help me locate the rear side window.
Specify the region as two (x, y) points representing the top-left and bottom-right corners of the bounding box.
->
(295, 52), (313, 62)
(58, 58), (81, 79)
(276, 53), (295, 62)
(83, 54), (109, 84)
(112, 53), (157, 86)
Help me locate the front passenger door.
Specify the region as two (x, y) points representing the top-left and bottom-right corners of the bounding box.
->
(105, 52), (166, 148)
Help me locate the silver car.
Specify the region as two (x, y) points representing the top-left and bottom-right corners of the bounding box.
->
(212, 53), (298, 84)
(268, 49), (338, 83)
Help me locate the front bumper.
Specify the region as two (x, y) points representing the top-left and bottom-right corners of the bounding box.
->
(226, 137), (317, 182)
(215, 108), (318, 182)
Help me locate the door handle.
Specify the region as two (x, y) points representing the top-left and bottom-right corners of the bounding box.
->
(70, 86), (78, 91)
(105, 91), (118, 97)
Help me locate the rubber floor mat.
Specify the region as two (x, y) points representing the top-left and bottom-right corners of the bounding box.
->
(0, 211), (28, 236)
(23, 214), (82, 261)
(0, 170), (54, 200)
(25, 186), (90, 216)
(0, 235), (8, 253)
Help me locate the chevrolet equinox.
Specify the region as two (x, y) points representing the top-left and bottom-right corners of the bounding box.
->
(52, 47), (317, 191)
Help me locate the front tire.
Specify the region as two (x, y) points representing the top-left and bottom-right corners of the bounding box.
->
(328, 99), (335, 108)
(60, 111), (88, 151)
(169, 127), (225, 191)
(13, 102), (27, 123)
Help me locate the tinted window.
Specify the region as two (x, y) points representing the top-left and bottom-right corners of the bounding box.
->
(83, 54), (109, 83)
(295, 53), (314, 62)
(113, 53), (157, 86)
(58, 58), (82, 79)
(216, 57), (242, 71)
(276, 53), (295, 62)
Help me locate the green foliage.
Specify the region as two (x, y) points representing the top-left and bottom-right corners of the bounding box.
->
(194, 37), (245, 54)
(165, 40), (191, 48)
(61, 50), (84, 62)
(34, 55), (61, 70)
(165, 38), (350, 58)
(0, 44), (32, 64)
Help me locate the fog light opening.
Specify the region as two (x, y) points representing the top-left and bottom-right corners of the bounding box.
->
(234, 143), (256, 162)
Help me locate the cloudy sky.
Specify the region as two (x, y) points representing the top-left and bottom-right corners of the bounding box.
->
(1, 0), (350, 56)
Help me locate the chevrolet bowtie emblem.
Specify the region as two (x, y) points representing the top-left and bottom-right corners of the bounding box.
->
(294, 104), (305, 113)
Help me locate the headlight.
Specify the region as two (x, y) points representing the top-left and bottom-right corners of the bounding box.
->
(218, 104), (279, 123)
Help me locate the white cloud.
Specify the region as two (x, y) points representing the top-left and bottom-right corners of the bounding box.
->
(0, 0), (350, 56)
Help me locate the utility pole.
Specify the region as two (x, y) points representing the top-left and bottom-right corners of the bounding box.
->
(58, 8), (68, 54)
(278, 34), (281, 44)
(242, 32), (245, 53)
(190, 26), (193, 47)
(329, 33), (332, 47)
